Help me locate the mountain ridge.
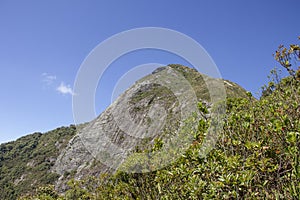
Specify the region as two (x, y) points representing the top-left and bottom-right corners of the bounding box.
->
(0, 64), (249, 199)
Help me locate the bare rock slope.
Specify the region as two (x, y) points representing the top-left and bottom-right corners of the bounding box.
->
(53, 64), (248, 187)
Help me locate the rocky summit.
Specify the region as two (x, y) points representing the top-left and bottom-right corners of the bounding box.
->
(0, 64), (249, 198)
(52, 64), (248, 189)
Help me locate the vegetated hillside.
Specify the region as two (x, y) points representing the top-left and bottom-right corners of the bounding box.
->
(0, 64), (248, 200)
(0, 126), (77, 200)
(20, 72), (299, 200)
(17, 38), (300, 199)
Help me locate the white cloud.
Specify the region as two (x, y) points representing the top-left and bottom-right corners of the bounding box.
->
(56, 82), (75, 96)
(41, 73), (75, 96)
(42, 73), (57, 85)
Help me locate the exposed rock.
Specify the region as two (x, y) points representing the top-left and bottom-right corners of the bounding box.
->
(52, 64), (248, 189)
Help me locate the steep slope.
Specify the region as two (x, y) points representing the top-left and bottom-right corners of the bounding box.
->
(0, 64), (249, 199)
(53, 64), (248, 188)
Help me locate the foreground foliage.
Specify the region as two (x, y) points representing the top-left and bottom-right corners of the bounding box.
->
(19, 39), (300, 199)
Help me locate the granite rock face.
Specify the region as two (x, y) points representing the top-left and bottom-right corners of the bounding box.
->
(52, 64), (248, 187)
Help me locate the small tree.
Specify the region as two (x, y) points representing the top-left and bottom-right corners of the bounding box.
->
(274, 36), (300, 79)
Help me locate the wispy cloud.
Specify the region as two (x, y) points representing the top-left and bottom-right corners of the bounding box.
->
(42, 73), (57, 85)
(56, 82), (75, 96)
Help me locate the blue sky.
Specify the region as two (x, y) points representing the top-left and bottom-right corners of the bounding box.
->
(0, 0), (299, 143)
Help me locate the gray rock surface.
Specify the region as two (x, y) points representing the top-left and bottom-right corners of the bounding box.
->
(52, 64), (245, 187)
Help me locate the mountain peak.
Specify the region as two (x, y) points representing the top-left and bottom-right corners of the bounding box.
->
(0, 64), (249, 198)
(52, 64), (248, 187)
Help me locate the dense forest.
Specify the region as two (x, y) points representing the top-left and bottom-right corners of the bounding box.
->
(1, 38), (299, 199)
